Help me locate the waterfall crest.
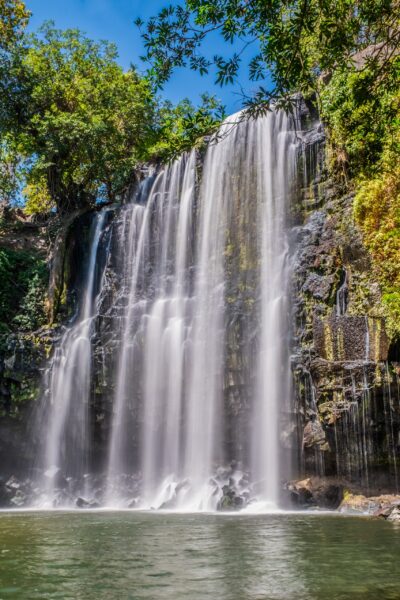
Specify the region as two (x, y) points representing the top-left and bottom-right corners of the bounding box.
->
(34, 109), (299, 510)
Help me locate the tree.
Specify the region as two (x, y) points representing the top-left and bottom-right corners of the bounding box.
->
(147, 94), (225, 161)
(0, 22), (224, 214)
(0, 1), (29, 204)
(136, 0), (399, 112)
(3, 23), (157, 213)
(0, 0), (29, 50)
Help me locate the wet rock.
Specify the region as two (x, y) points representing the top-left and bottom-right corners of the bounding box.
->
(303, 420), (329, 451)
(373, 505), (394, 518)
(217, 484), (245, 511)
(75, 497), (99, 509)
(0, 479), (12, 507)
(286, 478), (314, 507)
(0, 476), (35, 507)
(387, 507), (400, 523)
(286, 477), (343, 509)
(75, 496), (88, 508)
(302, 273), (334, 301)
(371, 496), (400, 520)
(10, 489), (27, 507)
(313, 483), (343, 508)
(175, 479), (190, 494)
(5, 475), (21, 491)
(159, 497), (177, 510)
(339, 493), (377, 514)
(313, 315), (388, 362)
(339, 493), (400, 515)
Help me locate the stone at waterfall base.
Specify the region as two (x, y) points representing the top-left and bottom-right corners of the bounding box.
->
(339, 492), (400, 521)
(285, 477), (400, 521)
(76, 497), (100, 509)
(285, 477), (343, 509)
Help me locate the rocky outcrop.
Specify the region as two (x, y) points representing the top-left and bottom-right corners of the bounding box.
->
(0, 208), (104, 478)
(291, 106), (400, 494)
(0, 329), (57, 475)
(285, 476), (344, 509)
(339, 492), (400, 519)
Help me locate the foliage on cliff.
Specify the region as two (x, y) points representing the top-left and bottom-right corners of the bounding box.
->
(321, 55), (400, 336)
(0, 244), (47, 333)
(320, 58), (399, 177)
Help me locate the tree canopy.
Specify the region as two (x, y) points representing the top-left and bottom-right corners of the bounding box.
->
(137, 0), (399, 111)
(0, 0), (29, 50)
(0, 7), (223, 214)
(1, 23), (157, 213)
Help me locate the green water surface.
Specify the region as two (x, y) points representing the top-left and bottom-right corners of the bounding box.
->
(0, 511), (399, 599)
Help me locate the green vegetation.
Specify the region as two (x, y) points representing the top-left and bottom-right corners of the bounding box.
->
(0, 0), (29, 50)
(320, 58), (399, 178)
(0, 246), (47, 333)
(321, 57), (400, 335)
(14, 24), (156, 213)
(147, 95), (225, 161)
(0, 5), (222, 216)
(354, 165), (400, 336)
(136, 1), (398, 110)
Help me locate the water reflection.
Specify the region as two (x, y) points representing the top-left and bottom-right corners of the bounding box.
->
(0, 513), (399, 600)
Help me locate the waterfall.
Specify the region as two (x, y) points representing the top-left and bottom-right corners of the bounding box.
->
(34, 108), (299, 510)
(38, 211), (108, 504)
(105, 153), (197, 505)
(251, 112), (296, 508)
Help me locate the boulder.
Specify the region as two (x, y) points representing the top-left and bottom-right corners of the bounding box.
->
(287, 477), (343, 509)
(217, 484), (245, 511)
(303, 420), (329, 451)
(340, 493), (400, 516)
(387, 507), (400, 523)
(75, 496), (99, 508)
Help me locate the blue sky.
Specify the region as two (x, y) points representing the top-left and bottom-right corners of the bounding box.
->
(25, 0), (267, 113)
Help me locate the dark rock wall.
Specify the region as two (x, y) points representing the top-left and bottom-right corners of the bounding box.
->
(291, 105), (400, 494)
(0, 330), (54, 476)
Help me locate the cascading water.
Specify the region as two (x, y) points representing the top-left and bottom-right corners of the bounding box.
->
(34, 108), (299, 510)
(105, 153), (197, 506)
(251, 113), (296, 509)
(37, 212), (108, 505)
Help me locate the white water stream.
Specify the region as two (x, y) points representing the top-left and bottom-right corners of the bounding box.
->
(36, 109), (299, 510)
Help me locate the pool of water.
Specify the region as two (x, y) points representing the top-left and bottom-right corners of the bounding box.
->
(0, 511), (399, 599)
